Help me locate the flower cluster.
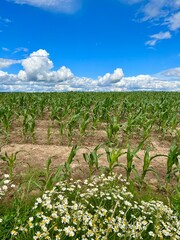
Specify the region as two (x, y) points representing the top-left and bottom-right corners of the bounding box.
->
(11, 174), (180, 239)
(0, 174), (15, 223)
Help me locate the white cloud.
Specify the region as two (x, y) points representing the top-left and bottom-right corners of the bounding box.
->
(0, 49), (180, 92)
(19, 49), (53, 81)
(0, 70), (17, 85)
(0, 70), (8, 77)
(116, 74), (180, 91)
(145, 39), (157, 46)
(116, 74), (155, 89)
(120, 0), (180, 44)
(18, 49), (74, 82)
(161, 67), (180, 77)
(165, 11), (180, 31)
(98, 68), (124, 86)
(150, 31), (172, 39)
(13, 47), (29, 54)
(10, 0), (82, 13)
(176, 0), (180, 7)
(0, 17), (11, 24)
(140, 0), (169, 22)
(138, 0), (180, 32)
(119, 0), (143, 5)
(2, 47), (10, 52)
(46, 66), (74, 82)
(0, 58), (21, 68)
(171, 0), (180, 8)
(145, 31), (171, 46)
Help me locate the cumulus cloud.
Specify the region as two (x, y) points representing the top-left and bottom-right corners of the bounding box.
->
(0, 70), (8, 77)
(116, 74), (180, 91)
(0, 58), (21, 68)
(19, 49), (53, 81)
(145, 31), (171, 46)
(0, 49), (180, 92)
(9, 0), (82, 13)
(18, 49), (74, 82)
(0, 70), (17, 87)
(116, 74), (155, 89)
(98, 68), (124, 86)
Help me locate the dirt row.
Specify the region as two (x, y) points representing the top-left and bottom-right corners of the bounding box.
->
(0, 119), (179, 189)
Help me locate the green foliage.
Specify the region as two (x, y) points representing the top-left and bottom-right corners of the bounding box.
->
(0, 106), (13, 142)
(9, 174), (180, 240)
(0, 149), (23, 180)
(0, 92), (180, 239)
(165, 145), (180, 190)
(36, 157), (65, 192)
(139, 149), (166, 188)
(170, 185), (180, 218)
(124, 142), (143, 181)
(105, 146), (125, 174)
(106, 116), (120, 145)
(22, 110), (36, 143)
(83, 144), (102, 178)
(35, 145), (78, 192)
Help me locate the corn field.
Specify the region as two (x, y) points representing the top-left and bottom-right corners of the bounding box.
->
(0, 92), (180, 239)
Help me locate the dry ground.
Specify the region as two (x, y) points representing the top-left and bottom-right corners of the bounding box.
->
(0, 118), (178, 189)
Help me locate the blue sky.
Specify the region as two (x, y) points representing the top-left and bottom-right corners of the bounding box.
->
(0, 0), (180, 91)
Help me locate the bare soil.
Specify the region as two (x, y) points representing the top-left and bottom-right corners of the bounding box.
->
(0, 118), (178, 189)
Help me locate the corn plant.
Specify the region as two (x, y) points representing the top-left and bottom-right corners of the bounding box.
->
(170, 184), (180, 215)
(64, 144), (78, 178)
(92, 103), (100, 129)
(67, 114), (80, 146)
(106, 116), (120, 145)
(37, 145), (78, 192)
(22, 111), (36, 143)
(58, 121), (65, 144)
(47, 125), (51, 144)
(141, 119), (154, 143)
(124, 142), (144, 181)
(176, 130), (180, 148)
(79, 112), (90, 142)
(50, 106), (63, 122)
(122, 114), (135, 142)
(36, 157), (65, 192)
(83, 144), (102, 178)
(139, 149), (166, 188)
(0, 107), (13, 142)
(166, 145), (180, 190)
(1, 115), (10, 142)
(105, 146), (125, 174)
(0, 150), (24, 180)
(170, 115), (178, 136)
